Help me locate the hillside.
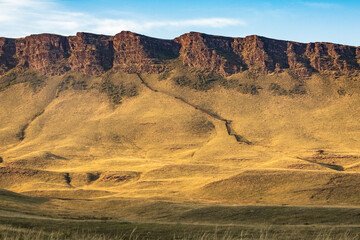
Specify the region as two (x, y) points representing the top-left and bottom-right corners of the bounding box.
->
(0, 31), (360, 206)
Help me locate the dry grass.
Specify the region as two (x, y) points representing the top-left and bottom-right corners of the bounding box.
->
(0, 68), (360, 217)
(1, 225), (359, 240)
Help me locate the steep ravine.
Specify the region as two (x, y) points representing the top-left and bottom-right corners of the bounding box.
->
(136, 73), (252, 145)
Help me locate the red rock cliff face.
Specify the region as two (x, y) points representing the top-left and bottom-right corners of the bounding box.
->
(15, 34), (69, 75)
(113, 31), (180, 73)
(175, 32), (243, 76)
(0, 31), (359, 77)
(176, 33), (290, 75)
(176, 32), (360, 77)
(0, 38), (17, 75)
(286, 42), (313, 77)
(68, 32), (113, 75)
(232, 35), (278, 74)
(305, 42), (358, 74)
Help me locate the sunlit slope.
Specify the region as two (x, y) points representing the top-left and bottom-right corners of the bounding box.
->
(2, 72), (215, 161)
(198, 169), (360, 205)
(0, 74), (61, 151)
(0, 68), (360, 205)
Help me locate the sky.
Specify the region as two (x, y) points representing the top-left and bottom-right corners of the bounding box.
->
(0, 0), (359, 46)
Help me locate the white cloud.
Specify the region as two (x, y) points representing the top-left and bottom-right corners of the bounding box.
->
(93, 18), (246, 35)
(0, 0), (246, 37)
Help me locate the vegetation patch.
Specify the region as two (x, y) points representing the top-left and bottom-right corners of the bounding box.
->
(0, 71), (46, 92)
(173, 75), (191, 87)
(238, 83), (262, 95)
(158, 71), (172, 81)
(337, 87), (346, 96)
(220, 79), (262, 95)
(269, 83), (288, 95)
(289, 84), (307, 95)
(56, 75), (88, 97)
(188, 117), (215, 135)
(173, 72), (222, 91)
(56, 74), (138, 104)
(269, 83), (306, 96)
(100, 76), (138, 105)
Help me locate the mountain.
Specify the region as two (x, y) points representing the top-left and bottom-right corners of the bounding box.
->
(0, 31), (360, 206)
(1, 31), (360, 77)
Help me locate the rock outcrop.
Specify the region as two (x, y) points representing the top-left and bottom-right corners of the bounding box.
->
(174, 32), (242, 76)
(68, 32), (113, 75)
(0, 31), (359, 77)
(113, 31), (180, 73)
(0, 37), (17, 75)
(15, 34), (70, 75)
(305, 42), (359, 74)
(175, 32), (360, 77)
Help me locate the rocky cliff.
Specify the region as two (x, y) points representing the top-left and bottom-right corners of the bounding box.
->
(112, 31), (180, 73)
(0, 31), (359, 77)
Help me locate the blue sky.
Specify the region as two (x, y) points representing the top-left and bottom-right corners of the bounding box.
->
(0, 0), (359, 45)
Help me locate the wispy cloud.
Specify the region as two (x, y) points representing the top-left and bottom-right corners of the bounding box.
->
(0, 0), (246, 37)
(93, 18), (246, 35)
(301, 1), (339, 8)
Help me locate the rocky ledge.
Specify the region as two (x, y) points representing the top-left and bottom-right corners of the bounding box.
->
(0, 31), (359, 77)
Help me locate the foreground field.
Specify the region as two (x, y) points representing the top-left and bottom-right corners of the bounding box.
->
(0, 189), (360, 239)
(1, 220), (360, 240)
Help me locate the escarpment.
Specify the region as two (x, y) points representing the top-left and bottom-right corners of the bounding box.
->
(0, 38), (17, 75)
(174, 32), (242, 76)
(0, 31), (359, 77)
(67, 32), (114, 75)
(15, 34), (70, 75)
(112, 31), (180, 73)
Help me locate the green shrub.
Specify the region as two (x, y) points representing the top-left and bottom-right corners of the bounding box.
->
(100, 80), (125, 104)
(192, 73), (214, 91)
(269, 83), (307, 96)
(219, 79), (238, 89)
(56, 75), (87, 97)
(220, 79), (262, 95)
(173, 72), (222, 91)
(158, 71), (171, 81)
(0, 71), (45, 92)
(238, 83), (262, 95)
(99, 77), (137, 105)
(269, 83), (288, 95)
(173, 75), (191, 87)
(337, 87), (346, 96)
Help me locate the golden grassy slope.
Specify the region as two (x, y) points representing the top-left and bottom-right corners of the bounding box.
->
(0, 67), (359, 206)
